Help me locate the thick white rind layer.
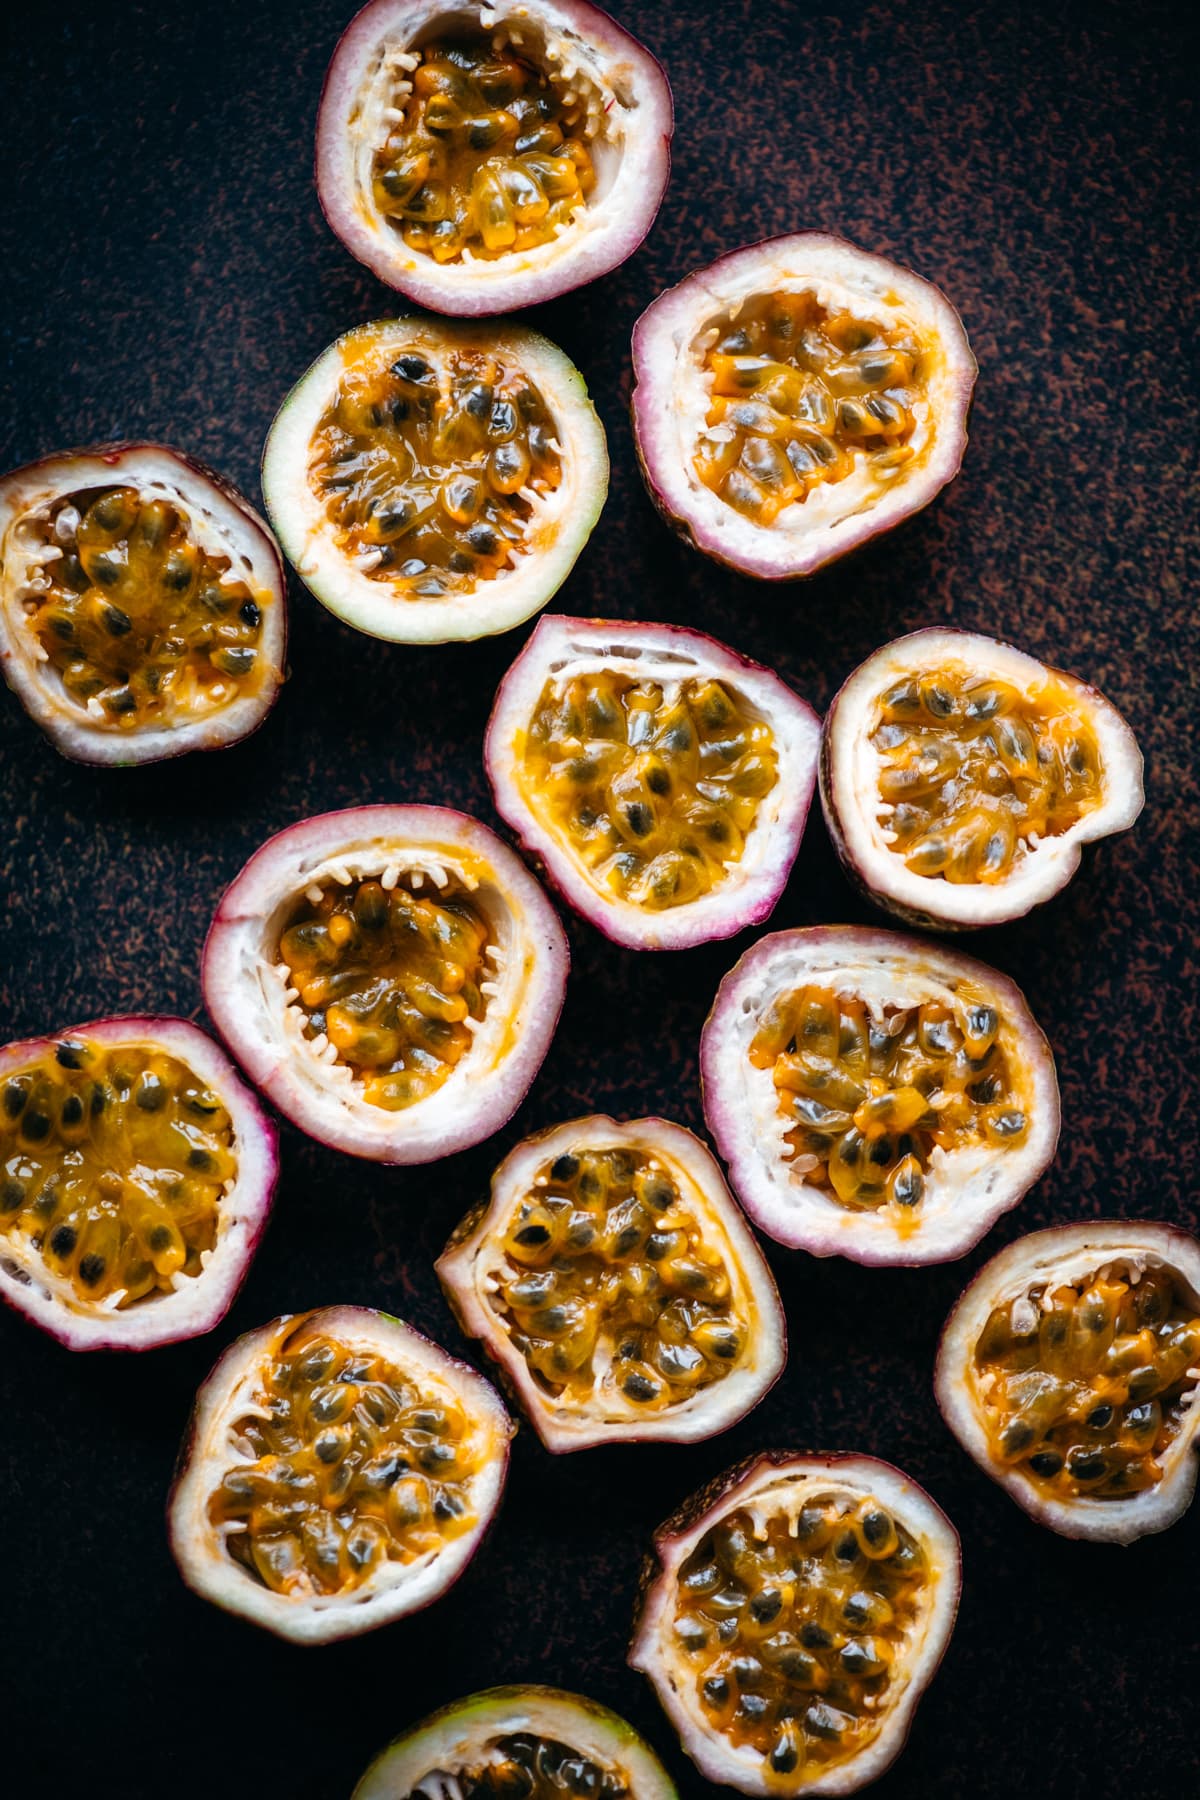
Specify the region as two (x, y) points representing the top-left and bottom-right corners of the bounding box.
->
(485, 615), (821, 949)
(821, 627), (1145, 929)
(630, 1453), (961, 1798)
(169, 1305), (514, 1644)
(353, 1685), (678, 1798)
(0, 1017), (277, 1351)
(436, 1114), (786, 1450)
(315, 0), (673, 315)
(201, 804), (568, 1164)
(261, 318), (609, 643)
(935, 1221), (1200, 1543)
(631, 233), (977, 580)
(701, 926), (1060, 1266)
(0, 445), (287, 765)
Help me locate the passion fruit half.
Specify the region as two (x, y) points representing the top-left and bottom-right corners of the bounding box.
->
(261, 318), (608, 644)
(485, 615), (821, 950)
(0, 1017), (276, 1351)
(202, 805), (568, 1164)
(438, 1115), (785, 1451)
(630, 1452), (960, 1796)
(701, 927), (1058, 1265)
(0, 444), (286, 764)
(353, 1685), (678, 1798)
(821, 627), (1145, 929)
(631, 234), (976, 580)
(169, 1305), (513, 1642)
(316, 0), (673, 315)
(935, 1222), (1200, 1543)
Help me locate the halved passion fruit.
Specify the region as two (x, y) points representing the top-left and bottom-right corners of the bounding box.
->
(316, 0), (673, 315)
(353, 1685), (678, 1799)
(630, 1452), (960, 1796)
(935, 1222), (1200, 1542)
(261, 318), (608, 643)
(0, 444), (286, 764)
(169, 1305), (513, 1642)
(485, 615), (821, 950)
(437, 1115), (785, 1451)
(202, 805), (568, 1163)
(0, 1017), (276, 1351)
(821, 628), (1144, 929)
(701, 927), (1058, 1265)
(631, 235), (976, 580)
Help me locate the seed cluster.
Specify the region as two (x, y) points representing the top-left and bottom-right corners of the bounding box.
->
(406, 1734), (630, 1799)
(372, 35), (596, 264)
(750, 985), (1027, 1213)
(496, 1147), (745, 1409)
(521, 673), (777, 910)
(974, 1265), (1200, 1499)
(278, 876), (491, 1111)
(871, 666), (1104, 883)
(0, 1038), (233, 1305)
(673, 1498), (927, 1777)
(27, 486), (265, 726)
(211, 1327), (480, 1597)
(311, 349), (562, 600)
(695, 294), (922, 524)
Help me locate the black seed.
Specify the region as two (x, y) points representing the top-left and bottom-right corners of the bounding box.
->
(135, 1078), (166, 1112)
(550, 1154), (579, 1182)
(646, 765), (670, 795)
(187, 1148), (215, 1172)
(239, 598), (261, 627)
(749, 1588), (782, 1623)
(22, 1111), (50, 1142)
(90, 1084), (109, 1116)
(399, 558), (427, 578)
(514, 1223), (550, 1246)
(1066, 1449), (1108, 1481)
(1000, 1419), (1035, 1455)
(49, 1224), (77, 1257)
(465, 524), (498, 555)
(968, 1074), (1003, 1104)
(447, 551), (474, 574)
(60, 1095), (84, 1128)
(770, 1735), (799, 1775)
(55, 1040), (88, 1069)
(392, 354), (430, 382)
(625, 802), (653, 837)
(4, 1081), (27, 1118)
(433, 1491), (465, 1521)
(1088, 1403), (1114, 1429)
(800, 1621), (833, 1649)
(702, 1676), (730, 1708)
(622, 1371), (659, 1403)
(148, 1226), (172, 1253)
(861, 1509), (891, 1546)
(489, 399), (518, 439)
(834, 1531), (860, 1561)
(1029, 1450), (1063, 1477)
(1, 1178), (25, 1212)
(102, 605), (132, 636)
(78, 1253), (106, 1286)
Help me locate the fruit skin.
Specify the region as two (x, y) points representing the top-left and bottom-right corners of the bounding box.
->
(629, 1450), (961, 1798)
(631, 233), (977, 580)
(353, 1684), (679, 1798)
(0, 442), (287, 766)
(437, 1113), (786, 1451)
(260, 318), (609, 645)
(485, 614), (822, 950)
(820, 626), (1145, 931)
(315, 0), (673, 316)
(167, 1304), (514, 1645)
(935, 1221), (1200, 1544)
(700, 925), (1060, 1266)
(0, 1015), (277, 1352)
(201, 804), (569, 1165)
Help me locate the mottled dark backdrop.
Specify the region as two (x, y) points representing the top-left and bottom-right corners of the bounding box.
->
(1, 1), (1197, 1795)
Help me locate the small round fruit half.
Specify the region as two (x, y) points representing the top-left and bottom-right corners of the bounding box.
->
(0, 443), (286, 764)
(202, 805), (568, 1164)
(821, 627), (1144, 929)
(169, 1305), (513, 1643)
(316, 0), (673, 315)
(631, 234), (976, 580)
(437, 1114), (785, 1451)
(630, 1451), (960, 1797)
(262, 318), (608, 643)
(0, 1016), (276, 1351)
(701, 927), (1059, 1265)
(353, 1685), (678, 1799)
(935, 1221), (1200, 1542)
(485, 615), (821, 950)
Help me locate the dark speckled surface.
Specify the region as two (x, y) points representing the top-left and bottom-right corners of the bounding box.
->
(1, 1), (1198, 1795)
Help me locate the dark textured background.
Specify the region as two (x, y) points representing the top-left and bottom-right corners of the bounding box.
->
(1, 1), (1198, 1794)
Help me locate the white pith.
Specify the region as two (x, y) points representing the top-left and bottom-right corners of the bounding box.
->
(169, 1305), (513, 1644)
(632, 235), (976, 579)
(936, 1222), (1200, 1543)
(0, 446), (286, 765)
(437, 1115), (785, 1451)
(823, 627), (1145, 927)
(317, 0), (672, 313)
(261, 318), (608, 643)
(202, 806), (568, 1164)
(0, 1017), (276, 1352)
(630, 1454), (960, 1798)
(486, 615), (821, 950)
(353, 1686), (677, 1799)
(701, 927), (1059, 1265)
